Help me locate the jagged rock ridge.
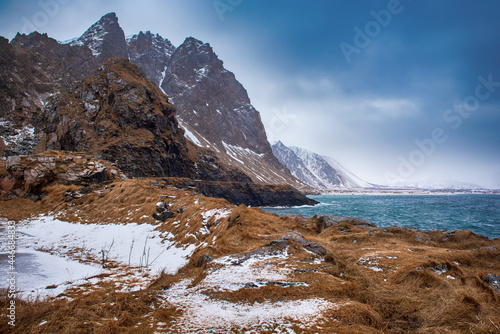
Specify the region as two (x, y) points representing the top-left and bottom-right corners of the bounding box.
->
(127, 31), (175, 86)
(34, 57), (250, 182)
(63, 12), (303, 187)
(159, 36), (302, 187)
(1, 12), (310, 200)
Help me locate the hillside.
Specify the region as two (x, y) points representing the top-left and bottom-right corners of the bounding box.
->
(0, 157), (499, 333)
(59, 12), (304, 187)
(0, 26), (314, 206)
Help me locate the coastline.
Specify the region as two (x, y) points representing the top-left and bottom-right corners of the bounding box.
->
(262, 193), (500, 240)
(313, 188), (500, 196)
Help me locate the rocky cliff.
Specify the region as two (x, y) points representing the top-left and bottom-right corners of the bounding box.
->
(127, 31), (175, 86)
(0, 32), (97, 156)
(160, 37), (303, 187)
(70, 12), (128, 63)
(33, 57), (252, 183)
(2, 12), (302, 188)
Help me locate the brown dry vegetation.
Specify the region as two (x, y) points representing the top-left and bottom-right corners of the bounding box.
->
(1, 179), (499, 333)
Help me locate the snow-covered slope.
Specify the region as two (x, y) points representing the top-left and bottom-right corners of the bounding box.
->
(271, 141), (373, 190)
(320, 155), (373, 189)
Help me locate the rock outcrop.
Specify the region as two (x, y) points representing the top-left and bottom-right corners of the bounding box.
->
(0, 150), (124, 200)
(158, 178), (318, 207)
(311, 214), (376, 232)
(35, 57), (192, 178)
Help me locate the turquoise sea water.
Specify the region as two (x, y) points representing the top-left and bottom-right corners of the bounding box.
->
(262, 194), (500, 239)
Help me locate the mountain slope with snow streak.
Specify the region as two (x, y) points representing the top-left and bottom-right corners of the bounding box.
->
(272, 141), (374, 190)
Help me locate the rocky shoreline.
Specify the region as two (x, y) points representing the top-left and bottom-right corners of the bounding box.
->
(0, 151), (316, 207)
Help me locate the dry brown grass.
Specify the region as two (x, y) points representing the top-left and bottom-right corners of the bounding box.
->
(1, 178), (499, 333)
(0, 286), (180, 333)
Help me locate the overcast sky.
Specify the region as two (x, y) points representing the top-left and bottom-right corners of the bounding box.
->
(1, 0), (499, 188)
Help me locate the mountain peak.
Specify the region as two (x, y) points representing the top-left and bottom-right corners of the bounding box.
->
(127, 31), (175, 86)
(184, 36), (205, 46)
(179, 37), (216, 57)
(160, 36), (297, 185)
(70, 12), (127, 60)
(102, 12), (118, 20)
(88, 12), (120, 33)
(273, 140), (286, 148)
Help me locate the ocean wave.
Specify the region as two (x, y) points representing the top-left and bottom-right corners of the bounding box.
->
(260, 202), (335, 210)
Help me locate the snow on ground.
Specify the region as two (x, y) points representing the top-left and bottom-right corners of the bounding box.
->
(0, 249), (100, 299)
(202, 249), (290, 291)
(164, 279), (336, 333)
(160, 250), (337, 332)
(0, 216), (198, 299)
(199, 208), (231, 235)
(201, 208), (231, 223)
(14, 216), (195, 273)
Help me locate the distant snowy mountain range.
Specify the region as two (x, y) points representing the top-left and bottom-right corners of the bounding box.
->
(271, 141), (487, 191)
(389, 179), (485, 191)
(271, 141), (375, 190)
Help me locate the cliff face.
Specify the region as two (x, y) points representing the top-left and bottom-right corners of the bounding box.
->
(0, 12), (314, 206)
(34, 57), (251, 182)
(160, 37), (304, 187)
(161, 37), (269, 154)
(0, 32), (97, 156)
(127, 31), (175, 86)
